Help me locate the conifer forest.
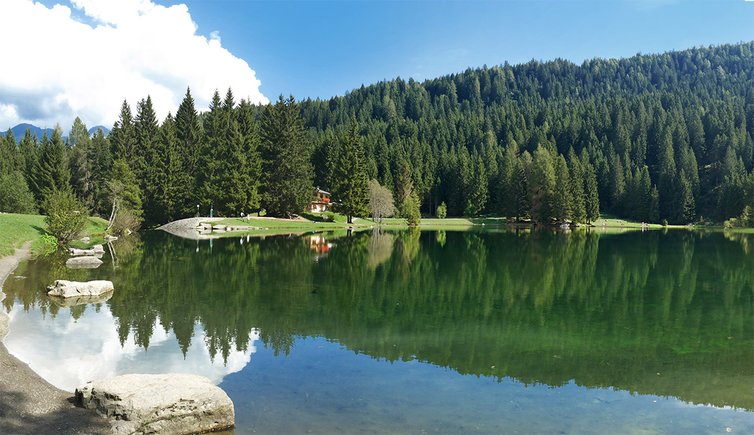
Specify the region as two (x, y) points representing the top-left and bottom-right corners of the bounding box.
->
(2, 42), (754, 227)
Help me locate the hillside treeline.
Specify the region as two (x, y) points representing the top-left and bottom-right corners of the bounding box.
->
(2, 42), (754, 226)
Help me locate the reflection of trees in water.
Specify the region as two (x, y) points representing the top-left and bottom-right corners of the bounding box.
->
(3, 230), (753, 409)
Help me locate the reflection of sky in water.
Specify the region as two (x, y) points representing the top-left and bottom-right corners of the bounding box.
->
(5, 303), (256, 392)
(227, 337), (754, 434)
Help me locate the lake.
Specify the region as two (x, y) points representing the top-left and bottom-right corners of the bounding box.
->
(2, 229), (753, 433)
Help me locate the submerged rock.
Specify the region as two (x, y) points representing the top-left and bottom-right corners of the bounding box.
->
(75, 373), (234, 435)
(47, 280), (114, 298)
(65, 256), (103, 269)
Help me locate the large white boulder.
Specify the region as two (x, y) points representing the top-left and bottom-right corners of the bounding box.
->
(47, 280), (114, 298)
(75, 373), (234, 435)
(66, 256), (103, 269)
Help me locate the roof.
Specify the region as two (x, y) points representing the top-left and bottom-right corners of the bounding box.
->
(315, 187), (331, 195)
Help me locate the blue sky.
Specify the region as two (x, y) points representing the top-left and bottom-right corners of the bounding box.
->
(167, 0), (754, 100)
(5, 0), (754, 129)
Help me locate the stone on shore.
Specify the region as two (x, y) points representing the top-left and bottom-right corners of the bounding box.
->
(69, 244), (105, 257)
(47, 280), (114, 298)
(66, 256), (103, 269)
(75, 373), (234, 435)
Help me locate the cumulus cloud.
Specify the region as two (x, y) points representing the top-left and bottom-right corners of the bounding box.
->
(0, 0), (268, 130)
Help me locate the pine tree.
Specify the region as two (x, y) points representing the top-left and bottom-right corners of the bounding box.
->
(90, 129), (112, 216)
(68, 117), (94, 209)
(568, 157), (587, 224)
(110, 100), (134, 160)
(34, 126), (71, 209)
(237, 99), (262, 213)
(464, 156), (488, 216)
(199, 90), (224, 211)
(260, 95), (314, 217)
(176, 87), (203, 214)
(331, 118), (370, 223)
(529, 146), (556, 223)
(552, 155), (572, 221)
(216, 90), (254, 216)
(584, 162), (600, 223)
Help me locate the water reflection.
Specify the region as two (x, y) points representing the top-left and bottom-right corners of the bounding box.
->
(2, 229), (753, 413)
(5, 305), (257, 391)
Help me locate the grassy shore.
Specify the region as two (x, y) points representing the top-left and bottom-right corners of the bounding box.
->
(205, 212), (704, 236)
(0, 213), (108, 257)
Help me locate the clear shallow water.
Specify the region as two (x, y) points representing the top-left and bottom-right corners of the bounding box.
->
(2, 229), (753, 433)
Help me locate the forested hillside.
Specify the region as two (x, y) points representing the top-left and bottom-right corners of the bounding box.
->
(2, 42), (754, 227)
(302, 42), (754, 224)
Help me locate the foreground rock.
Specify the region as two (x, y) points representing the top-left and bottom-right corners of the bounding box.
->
(66, 256), (103, 269)
(47, 280), (114, 298)
(75, 373), (234, 435)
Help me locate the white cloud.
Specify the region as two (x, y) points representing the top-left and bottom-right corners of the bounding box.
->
(0, 0), (268, 130)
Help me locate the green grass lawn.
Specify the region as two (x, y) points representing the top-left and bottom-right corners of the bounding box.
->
(591, 213), (689, 230)
(0, 213), (109, 257)
(208, 214), (513, 235)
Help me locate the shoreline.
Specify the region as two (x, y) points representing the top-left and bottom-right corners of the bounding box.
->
(0, 243), (110, 434)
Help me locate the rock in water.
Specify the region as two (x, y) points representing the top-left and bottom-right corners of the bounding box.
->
(75, 373), (234, 435)
(47, 280), (114, 298)
(66, 256), (103, 269)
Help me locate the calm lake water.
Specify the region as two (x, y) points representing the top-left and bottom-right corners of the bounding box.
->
(2, 229), (753, 434)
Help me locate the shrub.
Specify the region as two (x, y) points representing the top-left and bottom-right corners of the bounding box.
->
(436, 201), (447, 219)
(401, 192), (421, 227)
(0, 172), (37, 214)
(112, 208), (142, 236)
(301, 211), (335, 222)
(43, 189), (87, 246)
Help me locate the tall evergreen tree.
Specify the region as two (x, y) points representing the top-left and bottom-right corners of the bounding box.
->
(330, 118), (370, 223)
(260, 95), (314, 217)
(68, 117), (94, 209)
(110, 100), (134, 160)
(34, 126), (71, 209)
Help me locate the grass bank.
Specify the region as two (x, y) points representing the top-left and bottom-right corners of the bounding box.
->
(0, 213), (109, 257)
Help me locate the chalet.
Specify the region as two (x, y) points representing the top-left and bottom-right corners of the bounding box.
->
(308, 188), (331, 213)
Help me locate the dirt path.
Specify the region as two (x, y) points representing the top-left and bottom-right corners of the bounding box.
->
(0, 243), (110, 434)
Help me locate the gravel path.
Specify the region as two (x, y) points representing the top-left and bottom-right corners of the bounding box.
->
(0, 243), (110, 434)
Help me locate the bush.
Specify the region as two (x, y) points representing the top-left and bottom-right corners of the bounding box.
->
(44, 189), (87, 246)
(0, 171), (37, 214)
(436, 201), (447, 219)
(112, 208), (142, 236)
(301, 211), (335, 222)
(401, 192), (421, 227)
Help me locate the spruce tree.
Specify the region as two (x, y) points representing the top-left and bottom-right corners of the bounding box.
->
(260, 95), (314, 217)
(176, 87), (203, 214)
(68, 117), (94, 209)
(330, 118), (370, 223)
(584, 163), (600, 223)
(34, 126), (71, 209)
(238, 99), (262, 213)
(110, 100), (134, 160)
(552, 155), (572, 221)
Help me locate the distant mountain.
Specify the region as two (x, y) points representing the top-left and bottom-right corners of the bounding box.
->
(88, 125), (110, 136)
(1, 123), (55, 142)
(0, 123), (110, 142)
